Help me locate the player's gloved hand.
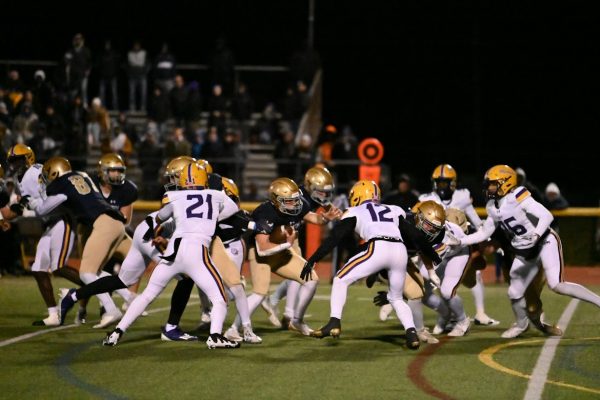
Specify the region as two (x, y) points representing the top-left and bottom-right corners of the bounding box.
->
(428, 268), (442, 288)
(254, 220), (274, 234)
(373, 291), (390, 307)
(9, 202), (24, 216)
(444, 231), (461, 246)
(300, 260), (315, 281)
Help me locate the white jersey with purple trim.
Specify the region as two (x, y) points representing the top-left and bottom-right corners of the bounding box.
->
(342, 201), (405, 241)
(158, 189), (238, 251)
(433, 221), (468, 260)
(419, 188), (482, 227)
(18, 164), (45, 204)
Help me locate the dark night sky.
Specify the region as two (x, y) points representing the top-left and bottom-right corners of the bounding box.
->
(2, 1), (599, 204)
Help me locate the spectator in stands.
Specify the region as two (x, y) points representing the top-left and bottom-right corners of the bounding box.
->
(289, 81), (309, 133)
(382, 173), (420, 212)
(330, 124), (358, 186)
(191, 129), (204, 159)
(200, 126), (224, 162)
(87, 97), (110, 149)
(12, 102), (38, 145)
(148, 86), (170, 140)
(274, 129), (297, 178)
(544, 182), (569, 233)
(138, 130), (164, 199)
(289, 38), (321, 86)
(41, 105), (66, 147)
(165, 126), (191, 158)
(186, 80), (203, 122)
(31, 70), (54, 116)
(169, 75), (188, 127)
(0, 100), (11, 128)
(127, 40), (149, 112)
(316, 123), (336, 168)
(231, 82), (254, 121)
(54, 52), (82, 110)
(207, 84), (227, 134)
(70, 33), (92, 107)
(5, 70), (24, 109)
(110, 123), (133, 163)
(210, 36), (235, 97)
(516, 167), (544, 202)
(153, 42), (177, 93)
(64, 95), (88, 168)
(98, 40), (120, 110)
(220, 129), (243, 178)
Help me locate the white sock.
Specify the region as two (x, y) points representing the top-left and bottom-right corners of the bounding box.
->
(230, 285), (252, 326)
(284, 280), (301, 318)
(234, 292), (264, 328)
(390, 298), (415, 330)
(48, 307), (58, 315)
(294, 280), (317, 321)
(471, 271), (485, 315)
(165, 323), (177, 332)
(329, 278), (348, 319)
(208, 297), (227, 335)
(270, 280), (289, 307)
(407, 299), (424, 330)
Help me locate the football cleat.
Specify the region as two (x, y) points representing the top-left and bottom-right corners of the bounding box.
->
(261, 298), (282, 328)
(501, 321), (529, 338)
(243, 325), (263, 344)
(102, 328), (123, 346)
(58, 288), (77, 325)
(405, 327), (421, 350)
(288, 319), (314, 336)
(32, 313), (60, 327)
(311, 317), (341, 339)
(161, 326), (199, 341)
(448, 317), (471, 337)
(224, 325), (243, 342)
(417, 328), (439, 344)
(206, 333), (241, 349)
(474, 313), (500, 326)
(530, 312), (563, 337)
(93, 310), (123, 329)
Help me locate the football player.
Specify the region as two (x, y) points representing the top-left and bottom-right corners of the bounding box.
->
(261, 166), (342, 328)
(448, 165), (600, 338)
(417, 164), (499, 326)
(4, 145), (80, 326)
(302, 180), (430, 349)
(103, 162), (241, 348)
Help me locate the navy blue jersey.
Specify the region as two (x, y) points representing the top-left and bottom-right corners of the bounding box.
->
(299, 184), (322, 212)
(251, 198), (311, 239)
(216, 209), (252, 243)
(92, 175), (138, 209)
(208, 173), (223, 191)
(46, 172), (125, 226)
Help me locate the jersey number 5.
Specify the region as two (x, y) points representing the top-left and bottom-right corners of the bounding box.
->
(500, 216), (527, 235)
(186, 194), (214, 219)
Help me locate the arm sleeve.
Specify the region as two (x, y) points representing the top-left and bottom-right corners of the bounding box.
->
(463, 204), (483, 228)
(521, 197), (554, 236)
(157, 202), (174, 222)
(460, 216), (497, 246)
(307, 217), (357, 263)
(218, 196), (239, 221)
(29, 194), (68, 216)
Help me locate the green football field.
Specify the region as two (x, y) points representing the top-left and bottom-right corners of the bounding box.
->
(1, 276), (599, 400)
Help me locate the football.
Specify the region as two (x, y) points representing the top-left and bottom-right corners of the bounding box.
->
(269, 225), (295, 244)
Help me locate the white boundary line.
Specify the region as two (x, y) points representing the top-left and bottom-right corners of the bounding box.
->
(523, 299), (580, 400)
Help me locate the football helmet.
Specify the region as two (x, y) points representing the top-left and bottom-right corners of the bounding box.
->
(269, 178), (302, 215)
(164, 156), (196, 191)
(303, 166), (335, 206)
(196, 159), (213, 175)
(7, 144), (35, 178)
(445, 207), (468, 233)
(178, 162), (208, 190)
(221, 177), (240, 204)
(483, 164), (517, 200)
(413, 200), (445, 241)
(431, 164), (457, 201)
(348, 180), (380, 207)
(98, 153), (126, 185)
(42, 157), (72, 184)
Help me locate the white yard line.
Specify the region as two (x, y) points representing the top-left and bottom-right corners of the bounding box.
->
(523, 299), (579, 400)
(0, 301), (199, 348)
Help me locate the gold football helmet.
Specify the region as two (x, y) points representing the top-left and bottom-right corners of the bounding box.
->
(164, 156), (196, 190)
(304, 166), (335, 206)
(42, 157), (72, 184)
(98, 153), (126, 185)
(483, 164), (517, 200)
(7, 144), (35, 178)
(431, 164), (457, 201)
(413, 200), (445, 241)
(178, 162), (208, 189)
(269, 177), (302, 215)
(445, 207), (468, 233)
(222, 177), (240, 204)
(196, 159), (213, 175)
(348, 180), (380, 207)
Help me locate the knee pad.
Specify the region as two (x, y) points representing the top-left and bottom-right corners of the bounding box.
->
(507, 285), (524, 300)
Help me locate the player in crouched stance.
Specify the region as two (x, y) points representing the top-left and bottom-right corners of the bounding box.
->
(103, 162), (241, 348)
(448, 165), (600, 338)
(302, 180), (421, 350)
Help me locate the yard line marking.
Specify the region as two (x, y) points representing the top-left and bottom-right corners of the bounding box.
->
(523, 299), (579, 400)
(0, 301), (199, 348)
